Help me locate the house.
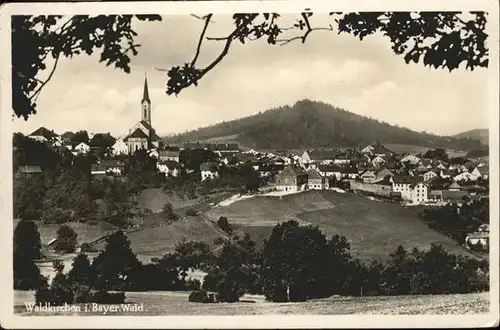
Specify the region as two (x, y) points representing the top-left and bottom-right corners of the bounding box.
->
(428, 190), (444, 203)
(300, 150), (335, 166)
(453, 171), (477, 182)
(16, 165), (42, 178)
(344, 167), (359, 179)
(391, 176), (415, 200)
(471, 165), (489, 180)
(465, 232), (489, 249)
(73, 142), (90, 154)
(90, 163), (107, 179)
(440, 169), (452, 179)
(112, 138), (129, 155)
(200, 162), (220, 181)
(307, 169), (329, 190)
(400, 154), (420, 165)
(318, 165), (345, 180)
(159, 150), (181, 162)
(102, 160), (125, 175)
(275, 165), (308, 192)
(333, 152), (351, 165)
(371, 155), (387, 167)
(28, 127), (59, 143)
(423, 170), (438, 182)
(360, 170), (377, 183)
(371, 144), (393, 157)
(411, 182), (429, 204)
(350, 153), (370, 166)
(157, 160), (181, 177)
(442, 190), (469, 204)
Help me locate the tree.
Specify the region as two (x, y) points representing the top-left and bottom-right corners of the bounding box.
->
(13, 12), (488, 120)
(67, 253), (95, 287)
(14, 220), (45, 289)
(217, 216), (233, 235)
(91, 230), (142, 290)
(53, 225), (78, 253)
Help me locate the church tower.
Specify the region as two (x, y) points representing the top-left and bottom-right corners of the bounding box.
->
(141, 74), (151, 125)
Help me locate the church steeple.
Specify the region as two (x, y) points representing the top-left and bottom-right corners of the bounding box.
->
(142, 74), (150, 103)
(141, 74), (151, 125)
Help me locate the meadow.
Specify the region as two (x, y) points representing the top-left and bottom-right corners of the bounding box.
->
(14, 290), (489, 315)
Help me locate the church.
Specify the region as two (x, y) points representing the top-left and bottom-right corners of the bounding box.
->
(123, 75), (162, 154)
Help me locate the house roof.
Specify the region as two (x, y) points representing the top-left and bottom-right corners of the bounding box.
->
(449, 182), (461, 189)
(318, 165), (345, 173)
(126, 128), (149, 139)
(60, 131), (74, 140)
(371, 144), (393, 155)
(305, 150), (335, 160)
(17, 165), (42, 173)
(29, 127), (59, 139)
(476, 165), (489, 175)
(442, 190), (469, 200)
(91, 163), (107, 172)
(307, 168), (323, 180)
(392, 175), (416, 184)
(279, 164), (307, 177)
(468, 232), (489, 239)
(89, 133), (116, 147)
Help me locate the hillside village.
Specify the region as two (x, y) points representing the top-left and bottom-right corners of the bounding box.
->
(14, 77), (490, 252)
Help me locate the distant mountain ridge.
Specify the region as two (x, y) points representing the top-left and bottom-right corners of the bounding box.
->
(454, 129), (489, 145)
(164, 99), (484, 150)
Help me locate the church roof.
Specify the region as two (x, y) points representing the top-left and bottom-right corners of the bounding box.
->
(125, 128), (149, 140)
(142, 75), (150, 103)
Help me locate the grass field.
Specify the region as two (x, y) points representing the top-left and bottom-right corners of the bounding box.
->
(136, 188), (205, 213)
(14, 290), (489, 315)
(94, 215), (228, 257)
(13, 220), (119, 246)
(207, 190), (475, 261)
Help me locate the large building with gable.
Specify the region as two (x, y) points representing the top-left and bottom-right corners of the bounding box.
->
(123, 75), (162, 154)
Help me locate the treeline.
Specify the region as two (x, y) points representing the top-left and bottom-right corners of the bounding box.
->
(15, 219), (489, 305)
(14, 221), (200, 305)
(166, 99), (483, 150)
(419, 198), (489, 244)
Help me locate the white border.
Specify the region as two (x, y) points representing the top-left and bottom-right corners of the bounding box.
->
(0, 1), (499, 329)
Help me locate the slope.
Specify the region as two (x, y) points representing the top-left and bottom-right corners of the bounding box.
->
(454, 128), (489, 145)
(205, 190), (476, 261)
(164, 99), (482, 151)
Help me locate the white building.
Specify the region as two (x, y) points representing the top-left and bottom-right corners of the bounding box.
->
(453, 172), (477, 182)
(200, 162), (220, 181)
(400, 154), (420, 165)
(411, 182), (429, 204)
(73, 142), (90, 154)
(423, 170), (438, 182)
(157, 161), (181, 177)
(391, 176), (415, 200)
(112, 138), (129, 155)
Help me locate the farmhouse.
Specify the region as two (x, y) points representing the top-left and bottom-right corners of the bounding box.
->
(307, 168), (329, 190)
(318, 165), (345, 180)
(73, 142), (90, 155)
(423, 170), (438, 182)
(442, 190), (469, 204)
(453, 172), (477, 182)
(360, 170), (377, 183)
(112, 137), (128, 155)
(275, 165), (308, 192)
(465, 232), (489, 249)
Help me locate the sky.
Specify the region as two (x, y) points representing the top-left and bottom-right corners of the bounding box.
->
(13, 14), (491, 138)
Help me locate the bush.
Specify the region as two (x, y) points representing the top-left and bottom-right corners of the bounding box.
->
(188, 290), (216, 303)
(185, 208), (198, 216)
(80, 243), (98, 253)
(217, 217), (233, 235)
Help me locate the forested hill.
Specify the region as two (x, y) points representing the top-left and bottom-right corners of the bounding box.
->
(164, 99), (483, 150)
(454, 129), (489, 145)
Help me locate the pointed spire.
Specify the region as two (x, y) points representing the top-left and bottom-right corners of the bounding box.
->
(142, 73), (150, 103)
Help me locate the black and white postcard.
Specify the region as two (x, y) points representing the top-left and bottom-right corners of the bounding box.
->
(0, 0), (498, 328)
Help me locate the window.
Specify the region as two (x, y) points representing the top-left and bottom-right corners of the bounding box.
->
(144, 108), (147, 118)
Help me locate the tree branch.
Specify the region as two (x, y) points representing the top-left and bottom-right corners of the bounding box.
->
(191, 14), (213, 67)
(29, 54), (61, 102)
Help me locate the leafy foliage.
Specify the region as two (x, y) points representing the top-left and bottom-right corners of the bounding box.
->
(13, 12), (488, 119)
(12, 15), (162, 119)
(13, 220), (45, 290)
(53, 225), (78, 253)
